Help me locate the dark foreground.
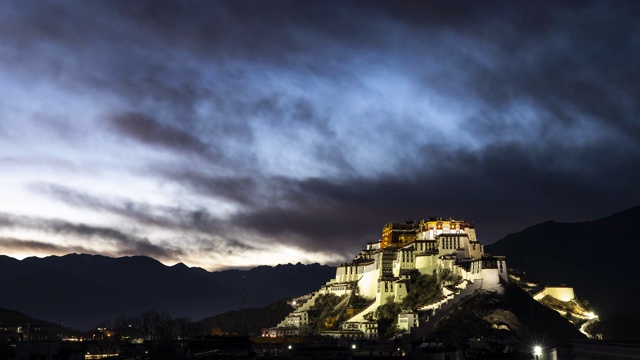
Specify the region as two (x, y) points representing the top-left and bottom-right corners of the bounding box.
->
(2, 336), (639, 360)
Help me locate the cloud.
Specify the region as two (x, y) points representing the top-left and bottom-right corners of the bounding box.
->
(193, 237), (257, 253)
(30, 182), (227, 233)
(0, 236), (93, 255)
(48, 221), (182, 259)
(157, 170), (259, 207)
(417, 1), (640, 145)
(231, 141), (640, 249)
(108, 112), (220, 160)
(1, 1), (639, 269)
(0, 212), (183, 261)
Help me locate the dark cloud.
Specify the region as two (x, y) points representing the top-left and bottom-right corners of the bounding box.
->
(48, 221), (181, 259)
(194, 238), (257, 253)
(224, 238), (255, 251)
(108, 112), (220, 160)
(412, 1), (640, 144)
(30, 182), (115, 211)
(157, 170), (259, 207)
(232, 141), (640, 253)
(31, 183), (227, 234)
(0, 236), (93, 254)
(107, 0), (371, 63)
(0, 212), (183, 261)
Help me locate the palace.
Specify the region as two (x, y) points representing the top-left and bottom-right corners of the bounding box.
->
(265, 218), (508, 340)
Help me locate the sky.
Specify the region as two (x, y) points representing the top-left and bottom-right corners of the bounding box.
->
(0, 1), (638, 271)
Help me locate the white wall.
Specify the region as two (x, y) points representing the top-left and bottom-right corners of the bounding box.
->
(481, 268), (500, 288)
(376, 280), (395, 305)
(394, 281), (408, 303)
(533, 287), (575, 302)
(357, 263), (379, 298)
(415, 254), (438, 275)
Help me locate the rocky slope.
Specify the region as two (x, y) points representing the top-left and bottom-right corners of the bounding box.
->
(424, 282), (585, 346)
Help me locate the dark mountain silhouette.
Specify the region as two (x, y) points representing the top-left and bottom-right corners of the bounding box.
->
(0, 254), (334, 330)
(485, 206), (640, 316)
(197, 298), (293, 337)
(0, 307), (82, 339)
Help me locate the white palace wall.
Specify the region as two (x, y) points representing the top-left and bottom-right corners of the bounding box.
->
(415, 254), (439, 275)
(358, 262), (379, 298)
(533, 286), (576, 302)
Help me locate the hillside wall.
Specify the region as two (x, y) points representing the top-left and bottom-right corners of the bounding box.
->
(533, 287), (575, 302)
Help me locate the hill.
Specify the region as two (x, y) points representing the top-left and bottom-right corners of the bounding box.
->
(194, 282), (586, 346)
(485, 206), (640, 315)
(0, 254), (335, 330)
(0, 307), (82, 339)
(425, 282), (585, 346)
(197, 299), (293, 337)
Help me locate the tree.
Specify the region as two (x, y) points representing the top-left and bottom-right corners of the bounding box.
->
(307, 293), (345, 333)
(174, 317), (201, 340)
(441, 269), (463, 285)
(376, 297), (402, 339)
(376, 298), (402, 320)
(350, 294), (372, 308)
(114, 315), (142, 340)
(402, 273), (442, 310)
(141, 309), (173, 341)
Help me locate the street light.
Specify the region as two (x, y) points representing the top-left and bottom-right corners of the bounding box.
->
(533, 345), (542, 359)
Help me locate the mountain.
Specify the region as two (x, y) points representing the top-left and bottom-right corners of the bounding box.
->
(197, 298), (293, 336)
(0, 254), (335, 330)
(485, 206), (640, 316)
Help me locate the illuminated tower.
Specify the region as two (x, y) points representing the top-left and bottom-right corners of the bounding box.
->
(381, 221), (419, 248)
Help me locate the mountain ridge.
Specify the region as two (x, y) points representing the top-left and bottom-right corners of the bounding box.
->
(0, 254), (335, 331)
(486, 205), (640, 316)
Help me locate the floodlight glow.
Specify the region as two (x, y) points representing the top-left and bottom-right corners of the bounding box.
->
(533, 345), (542, 356)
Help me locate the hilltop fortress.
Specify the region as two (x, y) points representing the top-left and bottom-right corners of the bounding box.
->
(265, 218), (508, 340)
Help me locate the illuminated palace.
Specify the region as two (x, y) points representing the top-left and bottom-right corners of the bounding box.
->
(265, 218), (508, 340)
